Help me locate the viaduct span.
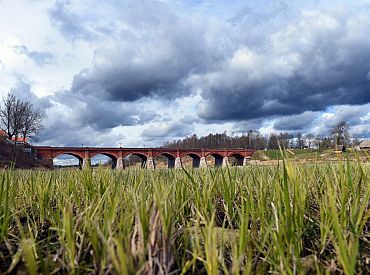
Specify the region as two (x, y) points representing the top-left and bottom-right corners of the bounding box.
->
(35, 147), (255, 169)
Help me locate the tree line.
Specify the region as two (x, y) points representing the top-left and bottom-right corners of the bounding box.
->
(0, 93), (43, 142)
(163, 121), (354, 150)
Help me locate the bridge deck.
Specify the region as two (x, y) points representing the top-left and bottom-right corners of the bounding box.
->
(34, 146), (255, 169)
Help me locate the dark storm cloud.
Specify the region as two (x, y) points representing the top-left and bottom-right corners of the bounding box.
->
(70, 61), (187, 102)
(13, 45), (53, 65)
(51, 90), (155, 130)
(39, 0), (370, 143)
(141, 121), (193, 141)
(232, 118), (270, 133)
(70, 30), (217, 102)
(38, 118), (85, 146)
(64, 1), (370, 124)
(196, 9), (370, 122)
(64, 0), (228, 102)
(274, 112), (318, 131)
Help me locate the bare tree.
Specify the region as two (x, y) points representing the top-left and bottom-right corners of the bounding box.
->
(0, 93), (43, 141)
(296, 132), (306, 149)
(0, 93), (24, 139)
(20, 102), (44, 140)
(305, 133), (315, 149)
(331, 121), (350, 146)
(268, 134), (279, 149)
(279, 132), (293, 149)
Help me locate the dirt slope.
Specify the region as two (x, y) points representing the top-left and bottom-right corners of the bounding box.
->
(0, 141), (42, 168)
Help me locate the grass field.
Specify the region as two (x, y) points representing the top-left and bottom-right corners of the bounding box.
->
(261, 149), (369, 162)
(0, 158), (369, 274)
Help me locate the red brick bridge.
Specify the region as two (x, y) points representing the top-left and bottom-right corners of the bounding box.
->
(35, 146), (255, 169)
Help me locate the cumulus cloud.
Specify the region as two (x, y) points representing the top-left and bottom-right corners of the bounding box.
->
(194, 9), (370, 122)
(44, 1), (370, 142)
(35, 89), (161, 146)
(40, 99), (145, 146)
(273, 111), (319, 131)
(68, 3), (225, 102)
(312, 104), (370, 137)
(3, 0), (370, 147)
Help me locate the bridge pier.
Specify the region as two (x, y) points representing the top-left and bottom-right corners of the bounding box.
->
(243, 157), (250, 166)
(200, 157), (207, 168)
(222, 157), (229, 167)
(116, 157), (125, 170)
(83, 158), (91, 169)
(175, 157), (182, 169)
(42, 158), (54, 168)
(146, 157), (155, 170)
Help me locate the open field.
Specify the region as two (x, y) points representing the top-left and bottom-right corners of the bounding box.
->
(0, 159), (369, 274)
(257, 149), (370, 161)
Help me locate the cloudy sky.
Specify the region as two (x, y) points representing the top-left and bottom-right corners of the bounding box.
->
(1, 0), (370, 148)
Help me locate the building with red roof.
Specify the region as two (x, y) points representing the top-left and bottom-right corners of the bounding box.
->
(11, 136), (28, 143)
(0, 130), (29, 144)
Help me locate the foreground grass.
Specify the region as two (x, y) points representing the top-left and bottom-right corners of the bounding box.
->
(0, 159), (369, 274)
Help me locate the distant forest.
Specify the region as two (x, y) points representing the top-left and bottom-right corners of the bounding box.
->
(163, 131), (267, 150)
(163, 122), (358, 150)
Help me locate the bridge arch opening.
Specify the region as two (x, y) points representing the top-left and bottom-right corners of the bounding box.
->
(207, 153), (224, 167)
(53, 153), (83, 169)
(90, 153), (118, 169)
(228, 153), (244, 166)
(182, 153), (201, 168)
(153, 152), (176, 169)
(124, 153), (148, 168)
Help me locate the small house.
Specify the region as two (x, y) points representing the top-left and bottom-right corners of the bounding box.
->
(359, 140), (370, 150)
(335, 144), (346, 153)
(11, 136), (29, 145)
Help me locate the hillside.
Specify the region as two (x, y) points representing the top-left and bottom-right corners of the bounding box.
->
(0, 141), (43, 169)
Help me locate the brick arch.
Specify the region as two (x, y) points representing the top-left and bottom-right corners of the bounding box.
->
(204, 152), (225, 167)
(205, 152), (225, 158)
(153, 151), (177, 159)
(227, 152), (245, 158)
(90, 152), (119, 160)
(153, 152), (177, 169)
(52, 151), (84, 160)
(122, 152), (148, 160)
(227, 152), (245, 166)
(180, 152), (202, 159)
